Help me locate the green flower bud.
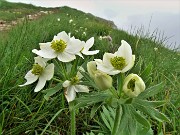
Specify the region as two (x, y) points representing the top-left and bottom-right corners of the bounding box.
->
(87, 61), (112, 90)
(94, 72), (112, 90)
(87, 61), (97, 78)
(123, 73), (145, 97)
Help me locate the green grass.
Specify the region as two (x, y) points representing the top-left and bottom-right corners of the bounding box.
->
(0, 0), (55, 21)
(0, 1), (179, 135)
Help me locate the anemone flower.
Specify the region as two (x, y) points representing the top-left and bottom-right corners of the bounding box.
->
(78, 37), (99, 58)
(87, 61), (112, 90)
(19, 56), (54, 92)
(123, 73), (145, 97)
(32, 31), (83, 62)
(95, 40), (135, 75)
(63, 73), (89, 102)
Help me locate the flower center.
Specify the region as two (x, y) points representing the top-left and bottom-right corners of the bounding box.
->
(70, 76), (80, 85)
(31, 64), (43, 75)
(51, 39), (67, 52)
(127, 79), (136, 91)
(110, 56), (126, 70)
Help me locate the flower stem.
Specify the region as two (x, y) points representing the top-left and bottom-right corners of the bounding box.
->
(70, 103), (76, 135)
(117, 73), (124, 97)
(112, 105), (122, 135)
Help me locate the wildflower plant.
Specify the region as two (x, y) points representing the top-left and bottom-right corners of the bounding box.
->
(20, 30), (169, 135)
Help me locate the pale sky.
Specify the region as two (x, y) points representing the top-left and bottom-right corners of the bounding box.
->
(7, 0), (180, 49)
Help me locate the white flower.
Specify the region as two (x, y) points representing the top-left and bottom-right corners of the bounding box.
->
(57, 18), (60, 21)
(123, 74), (145, 97)
(87, 61), (112, 90)
(154, 47), (158, 51)
(63, 75), (89, 102)
(99, 36), (103, 40)
(19, 56), (54, 92)
(78, 37), (99, 58)
(82, 32), (86, 36)
(95, 40), (135, 75)
(69, 19), (73, 23)
(32, 31), (83, 62)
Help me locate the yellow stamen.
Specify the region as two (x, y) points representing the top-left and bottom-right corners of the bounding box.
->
(51, 39), (67, 52)
(127, 79), (136, 91)
(110, 56), (126, 70)
(31, 64), (43, 75)
(70, 76), (80, 85)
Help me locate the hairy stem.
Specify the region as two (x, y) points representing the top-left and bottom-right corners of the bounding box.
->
(70, 104), (76, 135)
(117, 73), (124, 97)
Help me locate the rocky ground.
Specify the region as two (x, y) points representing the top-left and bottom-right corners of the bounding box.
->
(0, 10), (56, 31)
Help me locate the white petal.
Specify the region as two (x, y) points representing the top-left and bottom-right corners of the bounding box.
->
(34, 75), (47, 92)
(84, 37), (94, 50)
(95, 59), (119, 75)
(19, 70), (38, 86)
(94, 59), (102, 64)
(32, 49), (57, 59)
(66, 39), (83, 54)
(82, 50), (99, 55)
(116, 40), (132, 64)
(57, 52), (76, 62)
(76, 52), (84, 59)
(63, 80), (71, 87)
(65, 86), (76, 102)
(34, 56), (46, 67)
(39, 42), (51, 50)
(53, 31), (70, 43)
(77, 72), (83, 80)
(74, 85), (89, 93)
(103, 53), (115, 67)
(43, 63), (54, 80)
(121, 55), (135, 73)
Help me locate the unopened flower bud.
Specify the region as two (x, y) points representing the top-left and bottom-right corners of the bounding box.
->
(123, 74), (145, 97)
(94, 72), (112, 90)
(87, 61), (112, 90)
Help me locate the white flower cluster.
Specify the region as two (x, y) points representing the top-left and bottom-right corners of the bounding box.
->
(20, 31), (145, 102)
(20, 31), (99, 102)
(88, 40), (145, 98)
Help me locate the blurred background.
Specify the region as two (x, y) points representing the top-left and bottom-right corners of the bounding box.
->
(7, 0), (180, 49)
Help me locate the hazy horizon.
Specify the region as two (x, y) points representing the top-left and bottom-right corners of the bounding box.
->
(7, 0), (180, 49)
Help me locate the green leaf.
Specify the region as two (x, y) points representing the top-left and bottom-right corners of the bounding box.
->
(174, 95), (180, 108)
(133, 99), (166, 108)
(140, 63), (152, 81)
(73, 91), (111, 109)
(0, 124), (2, 135)
(90, 102), (103, 119)
(145, 77), (152, 87)
(138, 83), (164, 99)
(100, 112), (112, 131)
(136, 122), (153, 135)
(117, 105), (137, 135)
(133, 102), (170, 122)
(102, 106), (114, 130)
(129, 105), (151, 130)
(130, 56), (143, 74)
(42, 83), (62, 100)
